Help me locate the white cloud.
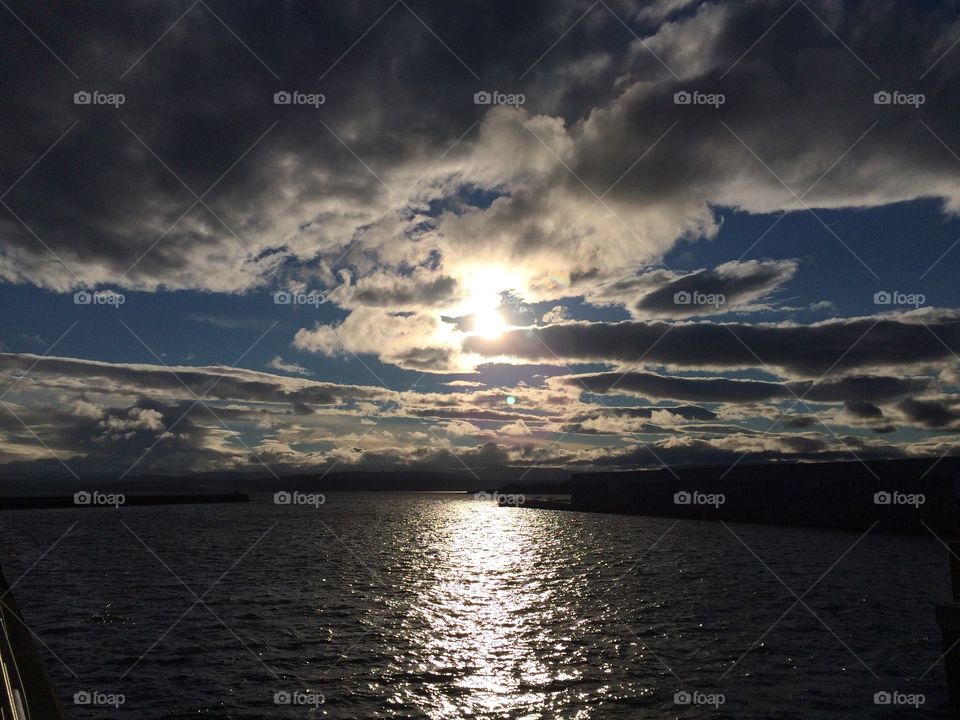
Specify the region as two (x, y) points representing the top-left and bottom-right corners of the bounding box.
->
(267, 356), (311, 375)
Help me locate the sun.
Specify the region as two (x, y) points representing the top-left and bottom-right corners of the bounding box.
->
(458, 265), (520, 339)
(472, 309), (506, 338)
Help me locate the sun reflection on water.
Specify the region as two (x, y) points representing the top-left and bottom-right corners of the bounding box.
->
(391, 498), (587, 719)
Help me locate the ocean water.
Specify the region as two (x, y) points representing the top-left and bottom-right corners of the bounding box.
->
(0, 492), (954, 719)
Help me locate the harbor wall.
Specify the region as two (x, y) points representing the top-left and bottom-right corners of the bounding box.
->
(570, 458), (960, 532)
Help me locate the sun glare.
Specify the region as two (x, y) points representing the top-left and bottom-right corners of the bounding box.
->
(458, 265), (521, 339)
(473, 309), (506, 338)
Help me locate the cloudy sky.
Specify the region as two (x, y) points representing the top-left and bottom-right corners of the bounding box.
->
(1, 0), (960, 481)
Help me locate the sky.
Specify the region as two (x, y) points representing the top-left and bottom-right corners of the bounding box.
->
(1, 0), (960, 481)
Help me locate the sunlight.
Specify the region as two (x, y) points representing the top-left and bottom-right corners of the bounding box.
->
(390, 497), (566, 719)
(472, 308), (506, 338)
(458, 265), (521, 340)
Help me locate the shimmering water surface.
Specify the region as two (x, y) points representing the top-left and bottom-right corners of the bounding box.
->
(0, 493), (954, 718)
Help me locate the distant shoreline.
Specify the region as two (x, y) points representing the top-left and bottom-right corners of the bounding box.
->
(0, 492), (249, 510)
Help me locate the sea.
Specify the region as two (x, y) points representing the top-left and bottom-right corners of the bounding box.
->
(0, 492), (954, 718)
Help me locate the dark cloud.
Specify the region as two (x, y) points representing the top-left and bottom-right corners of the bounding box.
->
(844, 399), (884, 419)
(782, 415), (818, 429)
(1, 0), (959, 302)
(329, 272), (462, 310)
(898, 398), (960, 429)
(599, 260), (798, 317)
(0, 0), (507, 291)
(467, 312), (960, 376)
(586, 405), (719, 421)
(391, 346), (458, 372)
(801, 376), (929, 403)
(0, 353), (367, 407)
(572, 372), (781, 402)
(561, 370), (927, 404)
